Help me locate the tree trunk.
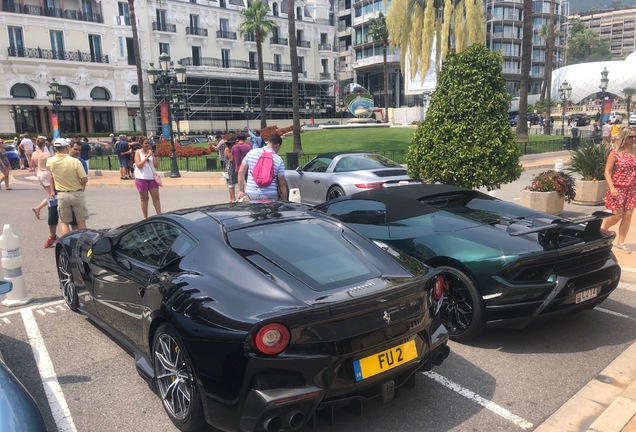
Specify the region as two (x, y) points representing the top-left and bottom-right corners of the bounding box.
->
(383, 42), (389, 123)
(288, 0), (302, 153)
(128, 0), (146, 135)
(543, 0), (556, 135)
(517, 0), (533, 143)
(256, 34), (267, 130)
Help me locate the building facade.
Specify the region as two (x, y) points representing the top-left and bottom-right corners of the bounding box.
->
(0, 0), (336, 135)
(568, 7), (636, 61)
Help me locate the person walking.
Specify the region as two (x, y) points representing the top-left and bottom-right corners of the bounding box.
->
(611, 120), (622, 147)
(30, 137), (59, 247)
(602, 127), (636, 252)
(224, 137), (238, 202)
(214, 135), (228, 172)
(0, 140), (11, 190)
(46, 138), (89, 235)
(237, 134), (287, 201)
(602, 120), (612, 147)
(133, 138), (162, 218)
(116, 134), (132, 180)
(20, 133), (35, 170)
(231, 133), (251, 177)
(80, 137), (91, 169)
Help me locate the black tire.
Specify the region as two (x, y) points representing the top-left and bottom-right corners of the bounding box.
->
(57, 249), (79, 311)
(326, 185), (345, 201)
(10, 159), (19, 170)
(153, 324), (205, 432)
(438, 266), (485, 342)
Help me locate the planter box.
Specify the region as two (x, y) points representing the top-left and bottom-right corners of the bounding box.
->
(519, 190), (564, 215)
(573, 179), (608, 206)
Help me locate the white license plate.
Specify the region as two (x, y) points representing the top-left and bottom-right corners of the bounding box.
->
(575, 287), (599, 304)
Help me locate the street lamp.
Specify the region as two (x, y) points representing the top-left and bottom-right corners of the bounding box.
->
(9, 105), (29, 133)
(558, 80), (572, 136)
(305, 98), (320, 115)
(599, 67), (609, 123)
(336, 100), (347, 125)
(147, 54), (187, 178)
(47, 78), (62, 111)
(240, 102), (253, 129)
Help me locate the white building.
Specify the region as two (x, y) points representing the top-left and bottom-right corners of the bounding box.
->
(0, 0), (336, 135)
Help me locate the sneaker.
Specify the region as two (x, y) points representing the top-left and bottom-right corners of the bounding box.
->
(44, 235), (58, 249)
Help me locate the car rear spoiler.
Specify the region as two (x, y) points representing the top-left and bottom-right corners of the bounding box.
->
(508, 211), (614, 244)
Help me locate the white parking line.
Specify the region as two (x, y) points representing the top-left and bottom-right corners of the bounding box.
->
(20, 308), (77, 432)
(0, 299), (66, 318)
(595, 307), (636, 321)
(423, 371), (533, 430)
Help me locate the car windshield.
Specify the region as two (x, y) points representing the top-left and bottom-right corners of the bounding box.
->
(334, 154), (402, 172)
(227, 219), (380, 291)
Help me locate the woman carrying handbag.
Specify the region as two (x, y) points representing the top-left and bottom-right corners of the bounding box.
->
(133, 138), (162, 219)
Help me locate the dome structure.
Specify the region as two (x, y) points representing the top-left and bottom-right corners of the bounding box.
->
(551, 53), (636, 103)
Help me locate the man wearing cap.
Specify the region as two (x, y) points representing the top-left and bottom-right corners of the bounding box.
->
(46, 138), (89, 235)
(20, 133), (35, 171)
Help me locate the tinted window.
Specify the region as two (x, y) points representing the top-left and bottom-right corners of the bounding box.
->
(228, 219), (380, 291)
(117, 222), (188, 267)
(324, 200), (387, 224)
(303, 156), (332, 172)
(334, 154), (401, 172)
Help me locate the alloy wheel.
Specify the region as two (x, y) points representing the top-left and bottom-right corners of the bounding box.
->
(58, 251), (78, 311)
(154, 333), (194, 421)
(440, 273), (474, 337)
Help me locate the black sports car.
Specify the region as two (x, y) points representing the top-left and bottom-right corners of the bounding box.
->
(55, 202), (449, 432)
(316, 185), (621, 341)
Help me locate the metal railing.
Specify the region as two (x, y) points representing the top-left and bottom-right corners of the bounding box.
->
(270, 37), (288, 45)
(186, 27), (208, 36)
(7, 47), (109, 63)
(217, 30), (237, 39)
(152, 22), (177, 32)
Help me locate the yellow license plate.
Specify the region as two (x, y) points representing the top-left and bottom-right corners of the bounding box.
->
(353, 340), (418, 382)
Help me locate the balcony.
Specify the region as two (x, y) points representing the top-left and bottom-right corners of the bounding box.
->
(152, 22), (176, 32)
(217, 30), (237, 40)
(244, 33), (257, 42)
(318, 43), (332, 51)
(3, 4), (103, 23)
(320, 72), (331, 80)
(7, 47), (109, 63)
(270, 37), (288, 45)
(296, 40), (311, 48)
(186, 27), (208, 36)
(180, 56), (296, 74)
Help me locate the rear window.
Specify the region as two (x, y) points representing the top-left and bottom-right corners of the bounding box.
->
(227, 219), (381, 291)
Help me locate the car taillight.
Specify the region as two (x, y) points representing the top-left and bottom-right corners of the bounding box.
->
(252, 323), (290, 355)
(354, 182), (385, 189)
(433, 275), (445, 301)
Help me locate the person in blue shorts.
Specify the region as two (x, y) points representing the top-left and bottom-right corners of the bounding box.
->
(117, 135), (132, 179)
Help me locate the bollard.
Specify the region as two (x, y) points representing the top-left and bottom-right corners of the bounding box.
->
(289, 188), (301, 203)
(0, 224), (32, 307)
(555, 159), (563, 172)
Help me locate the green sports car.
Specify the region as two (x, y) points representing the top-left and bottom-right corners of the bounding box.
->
(316, 184), (621, 341)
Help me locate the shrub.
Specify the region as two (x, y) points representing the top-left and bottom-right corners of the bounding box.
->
(526, 170), (576, 203)
(568, 143), (609, 180)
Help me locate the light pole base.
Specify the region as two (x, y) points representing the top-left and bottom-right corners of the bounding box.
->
(169, 155), (181, 178)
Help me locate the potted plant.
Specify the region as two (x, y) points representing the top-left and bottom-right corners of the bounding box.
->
(520, 170), (576, 215)
(568, 143), (609, 205)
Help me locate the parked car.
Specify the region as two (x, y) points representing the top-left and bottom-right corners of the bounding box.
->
(284, 152), (418, 205)
(629, 110), (636, 126)
(609, 111), (623, 123)
(54, 202), (450, 432)
(316, 184), (621, 341)
(568, 113), (590, 126)
(509, 112), (540, 127)
(0, 280), (47, 432)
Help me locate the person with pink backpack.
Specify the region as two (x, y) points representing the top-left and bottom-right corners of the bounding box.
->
(237, 134), (288, 202)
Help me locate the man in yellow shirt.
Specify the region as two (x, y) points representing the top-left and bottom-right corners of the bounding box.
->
(611, 121), (622, 147)
(46, 138), (89, 235)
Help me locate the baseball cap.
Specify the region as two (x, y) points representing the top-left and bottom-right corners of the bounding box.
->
(53, 138), (70, 147)
(109, 133), (114, 137)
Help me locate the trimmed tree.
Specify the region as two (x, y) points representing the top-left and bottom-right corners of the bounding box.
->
(407, 44), (522, 190)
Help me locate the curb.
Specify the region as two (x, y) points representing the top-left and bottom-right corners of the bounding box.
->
(534, 342), (636, 432)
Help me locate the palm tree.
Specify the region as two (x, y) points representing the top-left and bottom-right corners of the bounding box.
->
(623, 87), (636, 115)
(128, 0), (146, 134)
(288, 0), (302, 153)
(386, 0), (485, 81)
(239, 0), (275, 130)
(517, 0), (533, 143)
(540, 0), (556, 135)
(367, 12), (390, 123)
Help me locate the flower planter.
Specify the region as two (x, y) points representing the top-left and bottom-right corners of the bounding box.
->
(519, 190), (564, 215)
(573, 179), (608, 206)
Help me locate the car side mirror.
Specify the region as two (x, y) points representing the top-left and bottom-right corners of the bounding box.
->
(92, 237), (113, 255)
(0, 280), (13, 295)
(296, 166), (303, 174)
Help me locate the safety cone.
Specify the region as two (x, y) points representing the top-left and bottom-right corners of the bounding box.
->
(0, 224), (32, 307)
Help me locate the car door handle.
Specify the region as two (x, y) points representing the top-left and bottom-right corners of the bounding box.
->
(116, 257), (132, 270)
(137, 286), (145, 296)
(314, 180), (320, 184)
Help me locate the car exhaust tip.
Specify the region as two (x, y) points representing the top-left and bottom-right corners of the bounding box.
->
(285, 410), (305, 430)
(433, 346), (450, 366)
(263, 415), (283, 432)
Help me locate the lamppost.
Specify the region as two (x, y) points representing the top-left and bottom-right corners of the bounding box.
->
(305, 98), (320, 126)
(47, 78), (63, 137)
(599, 67), (609, 123)
(558, 80), (572, 136)
(336, 100), (347, 125)
(147, 52), (186, 178)
(9, 105), (29, 133)
(240, 102), (253, 129)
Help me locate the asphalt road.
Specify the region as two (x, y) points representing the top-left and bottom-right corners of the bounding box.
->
(1, 172), (635, 432)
